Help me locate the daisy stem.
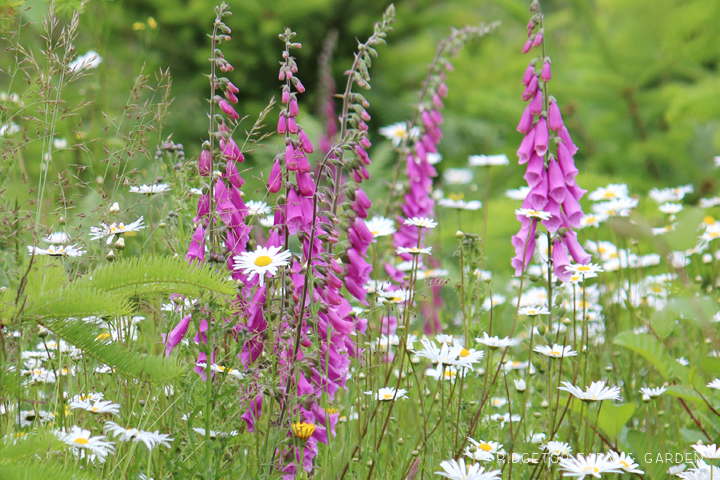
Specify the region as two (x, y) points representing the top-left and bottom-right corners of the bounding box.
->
(441, 364), (446, 457)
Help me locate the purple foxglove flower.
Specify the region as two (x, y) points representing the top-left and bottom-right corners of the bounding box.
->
(186, 225), (205, 264)
(566, 181), (587, 200)
(351, 201), (368, 219)
(522, 75), (539, 101)
(559, 125), (578, 155)
(296, 151), (311, 173)
(541, 60), (552, 82)
(552, 239), (572, 282)
(298, 129), (314, 153)
(164, 314), (191, 357)
(522, 64), (536, 86)
(241, 393), (263, 433)
(219, 99), (239, 120)
(222, 137), (244, 162)
(547, 158), (567, 204)
(286, 188), (304, 235)
(224, 89), (238, 104)
(281, 89), (290, 104)
(285, 143), (298, 171)
(527, 171), (549, 210)
(289, 98), (299, 117)
(529, 90), (543, 116)
(194, 194), (209, 224)
(517, 125), (537, 164)
(359, 136), (371, 148)
(563, 231), (591, 265)
(432, 94), (444, 109)
(268, 160), (282, 193)
(532, 32), (543, 47)
(226, 81), (239, 94)
(438, 82), (448, 97)
(225, 160), (244, 188)
(422, 135), (437, 154)
(296, 171), (315, 196)
(358, 165), (370, 180)
(541, 199), (563, 232)
(199, 149), (211, 177)
(277, 114), (287, 134)
(295, 79), (305, 93)
(524, 153), (545, 189)
(431, 109), (444, 125)
(522, 38), (533, 54)
(288, 116), (298, 134)
(548, 100), (563, 132)
(533, 117), (549, 157)
(561, 189), (584, 228)
(354, 189), (372, 209)
(422, 110), (434, 130)
(511, 220), (537, 276)
(557, 142), (578, 183)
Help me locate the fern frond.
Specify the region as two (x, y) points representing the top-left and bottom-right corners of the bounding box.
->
(22, 283), (133, 321)
(0, 461), (94, 480)
(75, 255), (236, 298)
(21, 256), (68, 300)
(0, 430), (63, 465)
(0, 368), (26, 401)
(46, 318), (184, 383)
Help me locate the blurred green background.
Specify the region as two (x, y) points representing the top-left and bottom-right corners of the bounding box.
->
(2, 0), (720, 275)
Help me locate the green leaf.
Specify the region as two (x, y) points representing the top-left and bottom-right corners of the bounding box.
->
(665, 385), (705, 405)
(666, 295), (717, 325)
(649, 309), (679, 339)
(596, 402), (637, 439)
(74, 255), (236, 298)
(663, 207), (705, 251)
(614, 331), (674, 379)
(46, 318), (184, 383)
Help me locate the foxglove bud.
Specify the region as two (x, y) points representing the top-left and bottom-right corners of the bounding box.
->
(541, 60), (552, 82)
(219, 99), (239, 120)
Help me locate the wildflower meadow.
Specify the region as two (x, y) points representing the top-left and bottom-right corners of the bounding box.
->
(2, 0), (720, 479)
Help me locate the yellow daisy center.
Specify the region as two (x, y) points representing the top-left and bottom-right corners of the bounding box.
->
(326, 408), (338, 415)
(291, 422), (316, 440)
(371, 230), (379, 235)
(91, 407), (99, 412)
(73, 438), (90, 445)
(254, 255), (273, 267)
(620, 461), (629, 468)
(550, 350), (561, 356)
(449, 193), (464, 201)
(479, 443), (493, 452)
(602, 191), (615, 199)
(704, 216), (715, 225)
(383, 393), (393, 400)
(577, 266), (591, 272)
(584, 467), (600, 474)
(460, 348), (470, 357)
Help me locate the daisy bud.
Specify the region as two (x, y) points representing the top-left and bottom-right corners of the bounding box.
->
(59, 216), (66, 224)
(38, 326), (49, 338)
(106, 250), (116, 262)
(114, 237), (126, 250)
(109, 202), (120, 214)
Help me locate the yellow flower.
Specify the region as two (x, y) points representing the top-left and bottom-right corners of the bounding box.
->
(148, 17), (157, 29)
(133, 22), (146, 31)
(291, 422), (316, 441)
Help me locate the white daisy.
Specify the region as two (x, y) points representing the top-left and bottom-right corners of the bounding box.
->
(443, 168), (473, 185)
(90, 217), (146, 244)
(588, 184), (629, 202)
(377, 288), (411, 305)
(436, 458), (501, 480)
(27, 244), (85, 257)
(438, 198), (482, 210)
(404, 217), (437, 229)
(609, 451), (644, 474)
(365, 216), (396, 237)
(518, 306), (550, 316)
(68, 51), (102, 72)
(379, 122), (409, 147)
(468, 154), (509, 167)
(659, 202), (683, 215)
(700, 197), (720, 208)
(414, 337), (463, 366)
(396, 246), (432, 256)
(559, 453), (622, 479)
(366, 386), (407, 401)
(56, 426), (115, 462)
(514, 379), (527, 392)
(565, 264), (603, 276)
(475, 333), (518, 350)
(515, 208), (552, 221)
(707, 378), (720, 390)
(505, 186), (531, 200)
(692, 444), (720, 459)
(245, 200), (271, 217)
(534, 344), (577, 359)
(427, 152), (443, 165)
(544, 441), (572, 456)
(43, 232), (70, 244)
(69, 399), (120, 416)
(639, 386), (667, 398)
(558, 380), (621, 402)
(580, 213), (609, 228)
(232, 246), (291, 287)
(592, 197), (638, 217)
(129, 184), (170, 195)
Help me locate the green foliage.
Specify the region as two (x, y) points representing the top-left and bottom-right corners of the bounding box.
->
(614, 331), (674, 380)
(46, 317), (184, 383)
(74, 255), (236, 298)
